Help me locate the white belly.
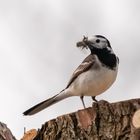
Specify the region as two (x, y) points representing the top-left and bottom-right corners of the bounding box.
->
(68, 66), (118, 96)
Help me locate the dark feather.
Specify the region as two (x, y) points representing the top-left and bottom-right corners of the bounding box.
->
(66, 55), (95, 88)
(23, 94), (59, 115)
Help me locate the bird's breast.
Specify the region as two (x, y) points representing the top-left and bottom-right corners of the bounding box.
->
(69, 66), (118, 96)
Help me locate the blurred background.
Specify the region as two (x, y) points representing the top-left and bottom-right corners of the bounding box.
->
(0, 0), (140, 138)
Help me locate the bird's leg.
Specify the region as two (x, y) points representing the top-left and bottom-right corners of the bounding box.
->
(80, 96), (86, 109)
(91, 96), (98, 102)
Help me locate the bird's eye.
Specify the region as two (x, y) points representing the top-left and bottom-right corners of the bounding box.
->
(96, 39), (100, 43)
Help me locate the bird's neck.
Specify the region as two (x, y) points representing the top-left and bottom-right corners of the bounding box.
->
(91, 48), (117, 69)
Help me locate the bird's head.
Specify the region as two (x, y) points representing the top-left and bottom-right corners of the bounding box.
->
(77, 35), (112, 54)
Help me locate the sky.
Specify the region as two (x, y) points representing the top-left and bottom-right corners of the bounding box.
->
(0, 0), (140, 139)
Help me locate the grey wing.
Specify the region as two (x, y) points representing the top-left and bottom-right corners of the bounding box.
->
(66, 55), (96, 88)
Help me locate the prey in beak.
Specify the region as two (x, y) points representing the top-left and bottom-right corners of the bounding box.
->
(76, 36), (89, 49)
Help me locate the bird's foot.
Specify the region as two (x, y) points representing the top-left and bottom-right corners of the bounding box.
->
(91, 96), (98, 102)
(80, 96), (86, 109)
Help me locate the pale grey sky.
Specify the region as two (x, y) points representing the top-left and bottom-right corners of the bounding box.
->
(0, 0), (140, 138)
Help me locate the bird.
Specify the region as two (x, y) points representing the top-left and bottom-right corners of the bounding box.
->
(23, 35), (119, 115)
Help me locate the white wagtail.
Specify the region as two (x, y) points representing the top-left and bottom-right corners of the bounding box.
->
(23, 35), (119, 115)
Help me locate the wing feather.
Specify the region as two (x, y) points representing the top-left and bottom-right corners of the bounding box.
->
(66, 55), (96, 88)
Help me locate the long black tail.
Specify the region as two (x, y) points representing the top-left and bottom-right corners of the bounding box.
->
(23, 90), (71, 115)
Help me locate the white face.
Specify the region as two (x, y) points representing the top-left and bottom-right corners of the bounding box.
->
(87, 36), (111, 50)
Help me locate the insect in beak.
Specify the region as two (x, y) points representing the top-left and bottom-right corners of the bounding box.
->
(76, 36), (89, 49)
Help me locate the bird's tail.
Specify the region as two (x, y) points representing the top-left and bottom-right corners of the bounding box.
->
(23, 90), (71, 116)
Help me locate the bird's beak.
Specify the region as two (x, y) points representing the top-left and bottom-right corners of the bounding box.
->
(76, 36), (93, 49)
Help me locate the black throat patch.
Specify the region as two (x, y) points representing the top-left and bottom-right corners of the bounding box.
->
(91, 47), (117, 70)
